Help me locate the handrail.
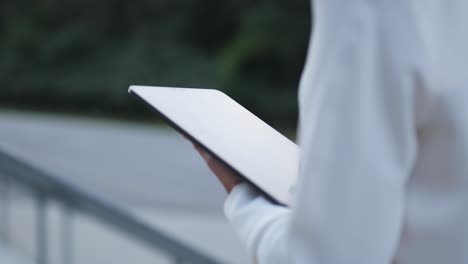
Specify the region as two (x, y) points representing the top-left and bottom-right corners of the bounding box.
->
(0, 149), (222, 264)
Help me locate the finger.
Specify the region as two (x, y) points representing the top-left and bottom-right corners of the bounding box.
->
(193, 143), (211, 161)
(193, 143), (204, 155)
(192, 142), (202, 152)
(201, 151), (212, 161)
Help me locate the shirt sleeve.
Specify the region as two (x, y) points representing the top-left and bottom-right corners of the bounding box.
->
(225, 1), (422, 263)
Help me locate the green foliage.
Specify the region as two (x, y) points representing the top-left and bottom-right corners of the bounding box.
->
(0, 0), (310, 129)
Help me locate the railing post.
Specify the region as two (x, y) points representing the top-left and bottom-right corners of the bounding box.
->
(61, 203), (74, 264)
(36, 194), (48, 264)
(0, 174), (10, 244)
(0, 150), (223, 264)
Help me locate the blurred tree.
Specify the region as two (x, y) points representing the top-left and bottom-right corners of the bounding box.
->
(0, 0), (310, 129)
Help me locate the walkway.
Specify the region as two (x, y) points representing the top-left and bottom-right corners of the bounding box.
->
(0, 110), (250, 263)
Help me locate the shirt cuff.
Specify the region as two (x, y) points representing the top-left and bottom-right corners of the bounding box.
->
(224, 182), (290, 257)
(224, 182), (259, 217)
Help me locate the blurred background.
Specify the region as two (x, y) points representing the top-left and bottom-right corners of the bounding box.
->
(0, 0), (311, 263)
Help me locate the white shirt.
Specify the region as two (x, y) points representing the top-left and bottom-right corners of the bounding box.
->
(224, 1), (468, 263)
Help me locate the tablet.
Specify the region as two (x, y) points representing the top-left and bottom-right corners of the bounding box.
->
(129, 85), (299, 206)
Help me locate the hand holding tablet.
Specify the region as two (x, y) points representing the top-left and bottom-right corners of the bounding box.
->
(192, 143), (243, 193)
(129, 85), (299, 206)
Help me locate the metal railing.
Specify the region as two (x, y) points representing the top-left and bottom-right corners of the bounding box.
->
(0, 149), (222, 264)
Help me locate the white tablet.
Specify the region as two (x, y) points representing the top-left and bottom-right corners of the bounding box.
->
(129, 85), (299, 206)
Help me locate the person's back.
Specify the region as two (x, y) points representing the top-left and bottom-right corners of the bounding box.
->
(396, 1), (468, 262)
(196, 0), (468, 263)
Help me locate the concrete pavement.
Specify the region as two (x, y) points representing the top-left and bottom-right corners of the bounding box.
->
(0, 242), (29, 264)
(0, 110), (251, 263)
